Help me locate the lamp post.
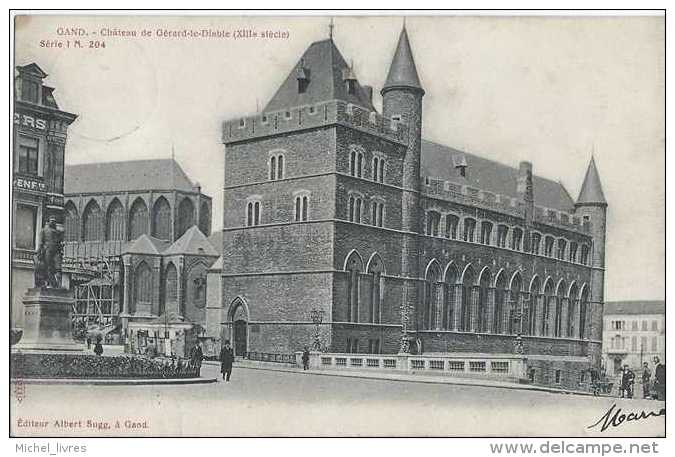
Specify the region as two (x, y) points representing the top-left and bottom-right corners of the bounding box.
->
(310, 308), (324, 351)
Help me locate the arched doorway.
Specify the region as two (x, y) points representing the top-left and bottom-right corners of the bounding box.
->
(226, 297), (250, 357)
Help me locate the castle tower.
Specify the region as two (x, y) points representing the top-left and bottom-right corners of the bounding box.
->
(574, 157), (607, 355)
(381, 26), (425, 349)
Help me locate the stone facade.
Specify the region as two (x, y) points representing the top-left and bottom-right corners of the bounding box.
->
(214, 28), (607, 389)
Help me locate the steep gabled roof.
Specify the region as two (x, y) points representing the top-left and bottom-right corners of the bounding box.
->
(264, 39), (375, 112)
(124, 234), (170, 255)
(420, 140), (576, 212)
(382, 26), (424, 93)
(164, 225), (218, 256)
(604, 301), (665, 316)
(576, 157), (607, 206)
(64, 159), (196, 195)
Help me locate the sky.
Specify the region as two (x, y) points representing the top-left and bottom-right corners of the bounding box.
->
(15, 14), (665, 301)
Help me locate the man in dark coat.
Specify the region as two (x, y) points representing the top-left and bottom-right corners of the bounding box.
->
(653, 357), (665, 401)
(641, 362), (652, 399)
(191, 343), (204, 376)
(94, 339), (104, 356)
(620, 364), (635, 398)
(302, 346), (310, 370)
(220, 340), (235, 382)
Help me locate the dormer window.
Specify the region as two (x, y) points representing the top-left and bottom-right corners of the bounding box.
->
(297, 61), (310, 94)
(346, 79), (357, 95)
(298, 79), (309, 94)
(21, 79), (40, 103)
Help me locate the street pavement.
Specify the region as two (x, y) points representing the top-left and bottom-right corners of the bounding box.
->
(11, 363), (665, 437)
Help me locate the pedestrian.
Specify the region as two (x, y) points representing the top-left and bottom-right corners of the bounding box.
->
(620, 364), (635, 398)
(220, 340), (235, 382)
(302, 346), (310, 370)
(94, 338), (104, 356)
(641, 362), (652, 399)
(191, 343), (204, 377)
(86, 336), (91, 350)
(653, 356), (665, 401)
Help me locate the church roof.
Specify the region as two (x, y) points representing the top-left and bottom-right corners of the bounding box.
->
(576, 157), (607, 206)
(124, 234), (169, 255)
(421, 140), (576, 212)
(64, 159), (197, 195)
(604, 301), (664, 316)
(382, 26), (423, 93)
(264, 38), (375, 112)
(164, 225), (219, 256)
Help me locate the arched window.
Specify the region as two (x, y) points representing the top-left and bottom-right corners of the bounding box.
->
(509, 273), (523, 334)
(463, 218), (476, 242)
(567, 283), (579, 338)
(199, 202), (211, 236)
(544, 236), (555, 257)
(543, 278), (555, 336)
(345, 251), (363, 323)
(461, 266), (475, 332)
(580, 245), (590, 265)
(426, 211), (441, 236)
(445, 214), (459, 239)
(349, 146), (364, 178)
(528, 277), (541, 335)
(531, 232), (542, 255)
(129, 198), (149, 240)
(64, 202), (79, 242)
(557, 239), (567, 260)
(569, 242), (579, 263)
(162, 262), (178, 317)
(579, 286), (590, 339)
(496, 225), (508, 248)
(424, 261), (443, 330)
(371, 200), (384, 227)
(133, 261), (152, 314)
(294, 192), (310, 222)
(511, 228), (523, 251)
(246, 199), (261, 227)
(555, 280), (567, 337)
(82, 200), (103, 241)
(177, 198), (195, 238)
(348, 195), (362, 223)
(444, 264), (459, 330)
(269, 153), (284, 181)
(150, 197), (172, 241)
(478, 268), (492, 332)
(494, 271), (508, 334)
(106, 198), (125, 241)
(373, 157), (379, 182)
(367, 254), (385, 324)
(480, 221), (493, 245)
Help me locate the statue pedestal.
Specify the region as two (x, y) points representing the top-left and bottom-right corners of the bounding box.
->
(13, 287), (84, 352)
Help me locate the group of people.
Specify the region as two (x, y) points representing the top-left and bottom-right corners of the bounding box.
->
(619, 357), (665, 400)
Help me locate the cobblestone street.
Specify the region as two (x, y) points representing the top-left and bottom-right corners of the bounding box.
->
(11, 363), (665, 437)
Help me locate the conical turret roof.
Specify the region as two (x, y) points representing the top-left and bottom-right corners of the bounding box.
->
(576, 157), (607, 206)
(382, 26), (424, 94)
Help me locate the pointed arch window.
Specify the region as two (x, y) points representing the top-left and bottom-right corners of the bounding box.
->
(556, 239), (567, 260)
(64, 202), (79, 242)
(367, 254), (385, 324)
(445, 214), (459, 239)
(246, 197), (262, 227)
(106, 199), (125, 241)
(269, 152), (285, 181)
(129, 198), (149, 240)
(511, 228), (523, 251)
(345, 251), (363, 323)
(496, 224), (508, 248)
(463, 218), (476, 242)
(531, 233), (542, 255)
(424, 262), (444, 330)
(349, 146), (364, 177)
(480, 221), (493, 245)
(177, 198), (195, 238)
(294, 191), (310, 222)
(372, 154), (385, 183)
(426, 211), (441, 236)
(580, 245), (590, 265)
(83, 200), (103, 241)
(134, 262), (152, 312)
(569, 242), (579, 263)
(544, 236), (555, 257)
(370, 199), (384, 227)
(348, 194), (363, 223)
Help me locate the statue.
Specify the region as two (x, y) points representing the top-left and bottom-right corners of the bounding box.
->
(33, 216), (64, 288)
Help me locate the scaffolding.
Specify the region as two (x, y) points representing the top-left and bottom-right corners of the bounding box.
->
(62, 240), (125, 339)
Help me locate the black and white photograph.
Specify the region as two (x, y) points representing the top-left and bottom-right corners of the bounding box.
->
(7, 10), (666, 442)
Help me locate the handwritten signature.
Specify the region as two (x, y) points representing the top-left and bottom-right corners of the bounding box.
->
(588, 403), (665, 432)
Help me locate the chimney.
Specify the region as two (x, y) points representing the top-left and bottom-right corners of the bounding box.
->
(363, 85), (373, 104)
(517, 161), (533, 202)
(452, 153), (468, 178)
